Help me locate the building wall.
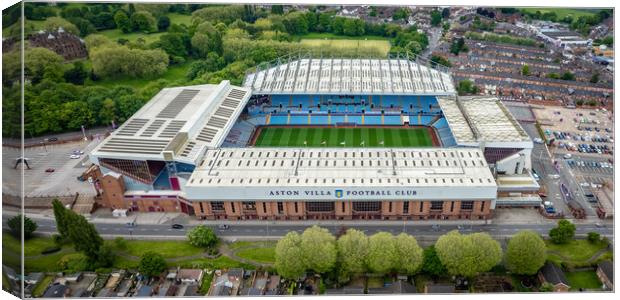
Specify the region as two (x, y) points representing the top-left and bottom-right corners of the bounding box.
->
(192, 200), (493, 220)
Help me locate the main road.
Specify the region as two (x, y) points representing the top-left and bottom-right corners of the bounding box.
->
(5, 214), (613, 242)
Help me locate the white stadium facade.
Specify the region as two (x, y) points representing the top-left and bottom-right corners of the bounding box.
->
(88, 54), (540, 220)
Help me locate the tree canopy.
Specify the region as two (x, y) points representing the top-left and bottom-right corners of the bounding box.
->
(275, 231), (306, 279)
(8, 214), (38, 240)
(549, 219), (576, 244)
(337, 229), (369, 275)
(435, 231), (502, 277)
(139, 251), (167, 277)
(505, 231), (547, 275)
(366, 232), (398, 274)
(300, 225), (337, 273)
(187, 225), (218, 248)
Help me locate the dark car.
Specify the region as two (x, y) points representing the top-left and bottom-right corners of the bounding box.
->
(48, 137), (58, 142)
(171, 224), (184, 229)
(217, 224), (230, 230)
(45, 168), (55, 173)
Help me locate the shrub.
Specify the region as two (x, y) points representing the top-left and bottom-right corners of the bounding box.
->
(114, 237), (128, 250)
(587, 232), (601, 243)
(41, 246), (62, 255)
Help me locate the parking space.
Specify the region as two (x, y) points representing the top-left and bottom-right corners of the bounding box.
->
(2, 139), (102, 197)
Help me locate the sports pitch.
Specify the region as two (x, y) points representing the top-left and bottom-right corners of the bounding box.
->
(253, 127), (435, 148)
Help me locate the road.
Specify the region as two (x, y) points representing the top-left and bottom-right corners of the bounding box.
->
(6, 215), (612, 241)
(555, 154), (597, 217)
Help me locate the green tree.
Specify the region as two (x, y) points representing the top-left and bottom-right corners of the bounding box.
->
(114, 10), (131, 33)
(271, 5), (284, 15)
(505, 231), (547, 275)
(450, 37), (467, 55)
(43, 17), (80, 35)
(187, 225), (218, 248)
(99, 98), (116, 125)
(8, 214), (38, 239)
(63, 61), (88, 85)
(431, 10), (442, 26)
(300, 225), (337, 273)
(549, 219), (575, 244)
(457, 80), (478, 95)
(590, 72), (600, 83)
(157, 33), (190, 58)
(393, 8), (409, 21)
(337, 229), (369, 275)
(435, 231), (502, 277)
(157, 15), (170, 31)
(422, 245), (447, 277)
(522, 65), (530, 76)
(587, 232), (600, 243)
(539, 282), (554, 292)
(130, 11), (156, 32)
(366, 232), (398, 274)
(65, 210), (111, 267)
(394, 233), (424, 275)
(24, 48), (64, 84)
(560, 71), (576, 81)
(52, 199), (70, 238)
(138, 251), (167, 277)
(275, 231), (306, 279)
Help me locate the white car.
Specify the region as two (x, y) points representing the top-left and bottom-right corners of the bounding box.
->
(69, 154), (81, 159)
(563, 153), (572, 159)
(533, 138), (544, 144)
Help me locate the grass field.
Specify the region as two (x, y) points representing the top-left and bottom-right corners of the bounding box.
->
(520, 8), (600, 19)
(97, 29), (165, 45)
(299, 35), (391, 56)
(254, 127), (434, 148)
(545, 239), (610, 266)
(236, 247), (276, 263)
(566, 270), (602, 290)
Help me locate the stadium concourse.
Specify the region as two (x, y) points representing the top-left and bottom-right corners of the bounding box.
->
(88, 54), (541, 221)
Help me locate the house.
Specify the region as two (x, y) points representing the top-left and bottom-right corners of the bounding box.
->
(538, 262), (570, 292)
(43, 283), (69, 298)
(136, 285), (154, 297)
(177, 269), (204, 284)
(424, 283), (455, 294)
(596, 260), (613, 290)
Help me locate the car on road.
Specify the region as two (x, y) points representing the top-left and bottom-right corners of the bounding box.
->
(126, 221), (136, 228)
(45, 168), (55, 173)
(595, 223), (604, 228)
(171, 224), (184, 229)
(72, 150), (84, 155)
(431, 224), (440, 231)
(533, 138), (544, 144)
(548, 174), (560, 179)
(69, 154), (81, 159)
(217, 224), (230, 230)
(48, 137), (58, 142)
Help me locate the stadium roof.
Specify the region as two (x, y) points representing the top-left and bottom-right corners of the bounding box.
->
(243, 57), (456, 95)
(184, 147), (496, 201)
(90, 82), (251, 163)
(437, 96), (531, 145)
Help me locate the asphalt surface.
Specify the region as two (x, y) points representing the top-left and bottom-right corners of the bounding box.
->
(5, 215), (612, 241)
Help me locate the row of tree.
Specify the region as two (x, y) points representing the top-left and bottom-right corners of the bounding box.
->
(275, 225), (549, 282)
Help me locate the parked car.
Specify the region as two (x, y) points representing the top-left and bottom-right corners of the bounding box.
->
(171, 224), (184, 229)
(533, 138), (544, 144)
(70, 154), (81, 159)
(48, 137), (58, 142)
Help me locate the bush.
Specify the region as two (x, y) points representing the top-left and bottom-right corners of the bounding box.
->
(114, 237), (128, 250)
(587, 232), (601, 243)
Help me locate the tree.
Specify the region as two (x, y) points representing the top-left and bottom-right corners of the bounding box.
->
(457, 80), (478, 95)
(366, 232), (398, 274)
(43, 17), (80, 35)
(450, 37), (467, 55)
(539, 282), (554, 292)
(505, 231), (547, 275)
(139, 251), (167, 277)
(430, 55), (452, 68)
(300, 225), (337, 273)
(63, 61), (88, 85)
(25, 48), (64, 84)
(522, 65), (530, 76)
(52, 199), (70, 238)
(90, 45), (169, 78)
(65, 211), (105, 264)
(422, 245), (447, 277)
(590, 72), (600, 83)
(187, 225), (218, 248)
(8, 214), (38, 239)
(275, 231), (306, 279)
(114, 10), (131, 33)
(394, 233), (424, 275)
(157, 33), (190, 58)
(560, 71), (576, 81)
(431, 10), (442, 26)
(337, 229), (369, 275)
(99, 98), (116, 125)
(549, 219), (575, 244)
(587, 232), (601, 243)
(393, 8), (409, 21)
(157, 15), (170, 31)
(435, 231), (502, 277)
(130, 11), (156, 32)
(271, 5), (284, 15)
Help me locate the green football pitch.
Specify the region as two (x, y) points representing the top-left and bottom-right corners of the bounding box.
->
(253, 127), (435, 147)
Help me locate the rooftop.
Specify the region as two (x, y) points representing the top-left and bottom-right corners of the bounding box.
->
(90, 82), (251, 163)
(437, 96), (531, 145)
(243, 57), (455, 95)
(185, 147), (496, 201)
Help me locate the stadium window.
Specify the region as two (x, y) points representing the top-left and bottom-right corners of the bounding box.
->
(263, 202), (267, 213)
(352, 201), (381, 212)
(461, 201), (474, 210)
(450, 201), (454, 212)
(277, 202), (284, 214)
(199, 202), (204, 214)
(294, 202), (298, 213)
(403, 202), (409, 214)
(481, 201), (486, 212)
(211, 201), (225, 211)
(389, 202), (392, 212)
(430, 201), (443, 210)
(419, 202), (424, 212)
(242, 201), (256, 211)
(230, 203), (236, 213)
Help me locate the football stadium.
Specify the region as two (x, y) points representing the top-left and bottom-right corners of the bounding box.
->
(89, 54), (540, 221)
